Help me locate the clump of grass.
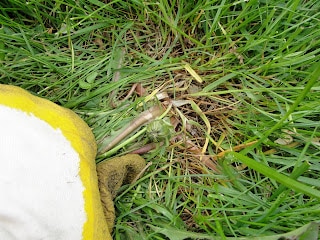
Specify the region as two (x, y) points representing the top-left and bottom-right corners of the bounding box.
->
(1, 0), (320, 239)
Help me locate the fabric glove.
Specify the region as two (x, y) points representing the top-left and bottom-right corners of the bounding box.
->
(0, 84), (145, 240)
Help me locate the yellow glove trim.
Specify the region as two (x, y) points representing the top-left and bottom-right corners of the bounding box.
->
(0, 84), (110, 240)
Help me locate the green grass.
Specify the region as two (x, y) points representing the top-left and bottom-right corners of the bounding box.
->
(1, 0), (320, 239)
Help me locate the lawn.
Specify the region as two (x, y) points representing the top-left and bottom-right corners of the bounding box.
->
(1, 0), (320, 239)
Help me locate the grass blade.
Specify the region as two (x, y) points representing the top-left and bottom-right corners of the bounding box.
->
(230, 152), (320, 200)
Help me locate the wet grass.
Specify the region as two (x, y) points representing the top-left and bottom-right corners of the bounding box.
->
(1, 0), (320, 239)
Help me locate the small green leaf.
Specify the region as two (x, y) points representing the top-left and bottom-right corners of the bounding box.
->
(79, 72), (98, 89)
(78, 79), (93, 90)
(86, 72), (98, 83)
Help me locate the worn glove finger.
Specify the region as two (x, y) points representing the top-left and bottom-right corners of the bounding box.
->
(96, 154), (146, 232)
